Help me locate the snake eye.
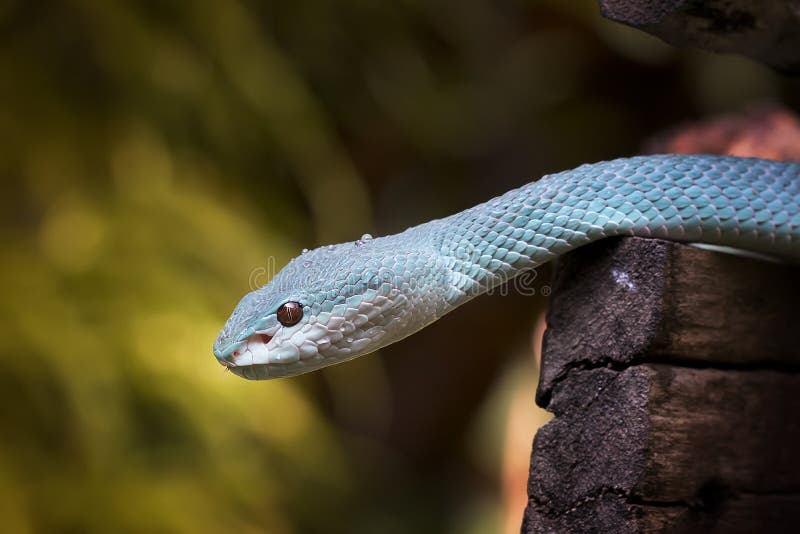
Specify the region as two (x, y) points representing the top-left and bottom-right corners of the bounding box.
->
(277, 301), (303, 326)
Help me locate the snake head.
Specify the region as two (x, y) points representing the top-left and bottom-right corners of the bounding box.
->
(213, 236), (448, 379)
(212, 285), (312, 379)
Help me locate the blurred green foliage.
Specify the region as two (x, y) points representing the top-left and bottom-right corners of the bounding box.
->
(0, 0), (794, 533)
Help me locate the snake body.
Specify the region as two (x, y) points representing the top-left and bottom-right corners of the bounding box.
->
(214, 155), (800, 379)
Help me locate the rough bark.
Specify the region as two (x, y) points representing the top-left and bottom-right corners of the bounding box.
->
(598, 0), (800, 73)
(523, 237), (800, 533)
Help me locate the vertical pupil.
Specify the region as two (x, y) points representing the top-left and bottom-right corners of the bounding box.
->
(278, 302), (302, 326)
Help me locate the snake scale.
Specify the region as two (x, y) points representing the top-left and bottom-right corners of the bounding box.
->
(214, 155), (800, 379)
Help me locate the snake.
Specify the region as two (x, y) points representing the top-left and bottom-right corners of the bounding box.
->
(213, 154), (800, 380)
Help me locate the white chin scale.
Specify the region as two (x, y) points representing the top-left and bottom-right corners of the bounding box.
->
(228, 320), (336, 370)
(235, 332), (301, 366)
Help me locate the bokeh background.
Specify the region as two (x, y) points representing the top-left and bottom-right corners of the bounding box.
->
(2, 1), (799, 533)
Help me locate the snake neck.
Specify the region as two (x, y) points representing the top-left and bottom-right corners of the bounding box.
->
(418, 155), (800, 310)
(427, 189), (594, 309)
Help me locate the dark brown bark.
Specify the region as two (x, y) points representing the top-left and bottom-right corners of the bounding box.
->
(523, 237), (800, 533)
(598, 0), (800, 73)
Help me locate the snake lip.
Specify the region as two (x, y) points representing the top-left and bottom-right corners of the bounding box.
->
(229, 364), (270, 380)
(215, 328), (277, 370)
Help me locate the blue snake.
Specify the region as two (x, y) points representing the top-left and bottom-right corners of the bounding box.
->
(214, 155), (800, 380)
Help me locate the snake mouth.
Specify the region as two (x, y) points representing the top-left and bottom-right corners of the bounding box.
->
(217, 328), (317, 380)
(216, 331), (274, 368)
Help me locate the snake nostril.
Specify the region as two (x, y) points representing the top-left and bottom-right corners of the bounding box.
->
(232, 350), (240, 357)
(261, 334), (273, 344)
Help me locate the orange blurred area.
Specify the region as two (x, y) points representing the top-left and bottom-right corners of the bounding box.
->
(1, 1), (799, 532)
(646, 106), (800, 161)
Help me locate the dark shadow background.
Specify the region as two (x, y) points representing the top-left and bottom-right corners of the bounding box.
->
(1, 1), (798, 532)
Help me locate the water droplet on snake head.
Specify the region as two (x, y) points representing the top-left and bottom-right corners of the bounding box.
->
(355, 233), (374, 247)
(301, 248), (309, 254)
(302, 260), (313, 268)
(327, 245), (335, 251)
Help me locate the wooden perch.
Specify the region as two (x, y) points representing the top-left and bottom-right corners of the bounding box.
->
(597, 0), (800, 73)
(523, 237), (800, 533)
